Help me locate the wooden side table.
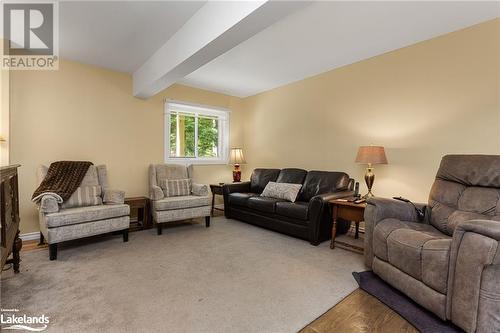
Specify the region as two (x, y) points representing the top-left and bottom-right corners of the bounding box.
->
(329, 199), (366, 251)
(125, 196), (151, 231)
(210, 184), (224, 216)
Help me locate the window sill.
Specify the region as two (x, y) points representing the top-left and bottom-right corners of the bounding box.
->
(164, 158), (229, 166)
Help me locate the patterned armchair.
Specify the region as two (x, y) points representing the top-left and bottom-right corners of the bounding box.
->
(36, 164), (130, 260)
(149, 164), (211, 235)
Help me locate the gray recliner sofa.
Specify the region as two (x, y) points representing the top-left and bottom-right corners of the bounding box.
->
(365, 154), (500, 333)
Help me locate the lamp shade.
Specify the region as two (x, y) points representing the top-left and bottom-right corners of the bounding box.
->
(229, 148), (246, 165)
(355, 146), (388, 165)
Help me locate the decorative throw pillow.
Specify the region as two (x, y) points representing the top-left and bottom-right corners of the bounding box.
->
(62, 186), (103, 208)
(261, 182), (302, 202)
(160, 179), (192, 197)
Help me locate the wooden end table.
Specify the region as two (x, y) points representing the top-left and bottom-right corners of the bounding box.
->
(329, 199), (366, 251)
(210, 184), (224, 216)
(125, 196), (151, 231)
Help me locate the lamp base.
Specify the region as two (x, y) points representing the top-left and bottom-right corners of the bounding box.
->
(232, 164), (241, 182)
(364, 165), (375, 198)
(363, 191), (374, 199)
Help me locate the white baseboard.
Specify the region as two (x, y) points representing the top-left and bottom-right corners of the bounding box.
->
(20, 232), (40, 242)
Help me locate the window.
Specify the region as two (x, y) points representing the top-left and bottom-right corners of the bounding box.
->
(164, 101), (230, 164)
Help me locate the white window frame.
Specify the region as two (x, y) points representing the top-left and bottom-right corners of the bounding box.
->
(164, 100), (230, 165)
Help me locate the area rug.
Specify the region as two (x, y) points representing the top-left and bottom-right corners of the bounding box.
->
(1, 217), (364, 332)
(353, 271), (463, 333)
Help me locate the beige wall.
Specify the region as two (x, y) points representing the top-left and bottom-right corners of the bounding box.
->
(0, 40), (10, 166)
(241, 19), (500, 202)
(10, 60), (244, 233)
(10, 19), (500, 234)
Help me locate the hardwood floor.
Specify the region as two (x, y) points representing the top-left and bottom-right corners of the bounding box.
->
(22, 238), (416, 333)
(21, 239), (46, 252)
(300, 289), (418, 333)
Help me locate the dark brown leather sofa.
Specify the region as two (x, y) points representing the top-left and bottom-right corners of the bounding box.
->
(223, 168), (354, 245)
(365, 155), (500, 333)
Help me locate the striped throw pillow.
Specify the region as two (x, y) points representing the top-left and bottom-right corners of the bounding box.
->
(62, 186), (103, 208)
(160, 179), (191, 197)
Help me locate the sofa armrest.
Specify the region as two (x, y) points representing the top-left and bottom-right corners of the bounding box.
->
(447, 220), (500, 333)
(222, 181), (251, 195)
(364, 197), (427, 268)
(192, 183), (209, 196)
(103, 189), (125, 204)
(150, 185), (164, 201)
(222, 182), (251, 218)
(307, 190), (354, 245)
(39, 195), (60, 213)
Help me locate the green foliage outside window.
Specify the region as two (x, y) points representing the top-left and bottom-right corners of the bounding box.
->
(169, 113), (218, 158)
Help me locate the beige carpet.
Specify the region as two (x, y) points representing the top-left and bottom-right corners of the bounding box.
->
(1, 217), (364, 333)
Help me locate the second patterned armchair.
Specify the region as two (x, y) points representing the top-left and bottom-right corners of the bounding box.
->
(149, 164), (211, 235)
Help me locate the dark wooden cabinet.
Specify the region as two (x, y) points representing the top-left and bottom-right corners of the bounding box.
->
(1, 165), (22, 273)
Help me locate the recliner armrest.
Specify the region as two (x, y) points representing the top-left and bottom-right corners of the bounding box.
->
(364, 197), (427, 268)
(455, 219), (500, 242)
(366, 197), (426, 224)
(447, 220), (500, 332)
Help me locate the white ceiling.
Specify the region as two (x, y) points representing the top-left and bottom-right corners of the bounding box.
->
(60, 1), (205, 73)
(180, 1), (499, 97)
(59, 1), (499, 98)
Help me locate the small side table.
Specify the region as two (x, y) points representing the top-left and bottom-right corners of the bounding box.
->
(125, 196), (151, 231)
(210, 184), (224, 216)
(329, 199), (366, 251)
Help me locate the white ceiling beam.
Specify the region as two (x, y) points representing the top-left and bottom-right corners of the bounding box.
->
(132, 0), (309, 99)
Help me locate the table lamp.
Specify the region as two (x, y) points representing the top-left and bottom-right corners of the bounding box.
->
(229, 148), (246, 182)
(355, 145), (388, 198)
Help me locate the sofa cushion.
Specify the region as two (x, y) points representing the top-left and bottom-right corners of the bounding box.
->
(228, 193), (259, 207)
(276, 168), (307, 184)
(276, 201), (309, 221)
(250, 169), (280, 193)
(298, 171), (350, 201)
(154, 195), (210, 211)
(44, 204), (130, 228)
(61, 186), (103, 209)
(261, 182), (302, 202)
(247, 196), (285, 213)
(374, 218), (451, 294)
(160, 178), (192, 197)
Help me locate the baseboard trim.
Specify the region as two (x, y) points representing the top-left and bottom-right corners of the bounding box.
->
(20, 231), (40, 242)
